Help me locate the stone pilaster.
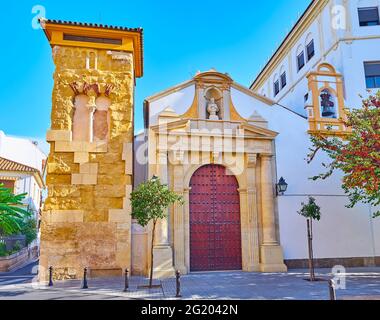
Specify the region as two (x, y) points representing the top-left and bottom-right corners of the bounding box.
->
(173, 165), (187, 274)
(259, 154), (287, 272)
(152, 150), (175, 278)
(245, 153), (260, 271)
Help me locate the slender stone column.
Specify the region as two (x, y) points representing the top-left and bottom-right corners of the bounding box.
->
(246, 153), (260, 271)
(152, 150), (174, 278)
(155, 150), (169, 246)
(173, 165), (187, 274)
(259, 154), (287, 272)
(260, 154), (277, 245)
(183, 188), (191, 271)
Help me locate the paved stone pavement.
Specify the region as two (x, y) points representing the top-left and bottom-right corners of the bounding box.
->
(1, 265), (380, 300)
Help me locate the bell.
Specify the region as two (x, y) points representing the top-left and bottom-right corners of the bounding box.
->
(322, 106), (335, 117)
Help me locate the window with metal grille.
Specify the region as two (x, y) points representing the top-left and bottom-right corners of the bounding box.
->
(63, 34), (122, 45)
(274, 80), (280, 96)
(280, 72), (287, 89)
(306, 40), (315, 61)
(364, 62), (380, 88)
(358, 7), (380, 26)
(297, 51), (305, 71)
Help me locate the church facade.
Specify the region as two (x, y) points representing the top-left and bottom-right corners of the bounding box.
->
(39, 0), (380, 280)
(134, 70), (288, 276)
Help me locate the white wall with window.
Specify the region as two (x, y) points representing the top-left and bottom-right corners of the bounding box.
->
(249, 0), (380, 265)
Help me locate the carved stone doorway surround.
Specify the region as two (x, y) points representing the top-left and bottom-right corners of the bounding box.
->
(149, 119), (288, 276)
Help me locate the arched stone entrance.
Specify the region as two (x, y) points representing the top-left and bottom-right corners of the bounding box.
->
(189, 164), (242, 271)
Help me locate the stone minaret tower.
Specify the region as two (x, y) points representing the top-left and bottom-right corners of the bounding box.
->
(39, 19), (143, 280)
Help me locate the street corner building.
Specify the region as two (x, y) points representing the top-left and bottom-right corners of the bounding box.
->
(38, 19), (143, 280)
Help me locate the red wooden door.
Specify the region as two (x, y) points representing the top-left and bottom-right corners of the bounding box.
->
(189, 165), (242, 272)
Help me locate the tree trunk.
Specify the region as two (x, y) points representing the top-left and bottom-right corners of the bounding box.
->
(149, 220), (157, 288)
(307, 218), (315, 281)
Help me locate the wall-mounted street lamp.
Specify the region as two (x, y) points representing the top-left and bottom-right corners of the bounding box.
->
(276, 177), (288, 196)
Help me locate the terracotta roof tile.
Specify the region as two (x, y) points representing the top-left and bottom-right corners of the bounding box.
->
(0, 157), (39, 173)
(41, 19), (143, 33)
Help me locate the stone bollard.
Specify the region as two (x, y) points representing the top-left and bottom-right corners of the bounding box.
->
(82, 267), (89, 289)
(328, 279), (337, 300)
(48, 266), (53, 287)
(123, 268), (129, 292)
(175, 270), (182, 298)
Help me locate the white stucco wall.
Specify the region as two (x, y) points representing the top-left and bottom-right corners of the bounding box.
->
(231, 87), (380, 261)
(257, 0), (380, 116)
(148, 84), (196, 125)
(0, 130), (46, 172)
(0, 131), (45, 219)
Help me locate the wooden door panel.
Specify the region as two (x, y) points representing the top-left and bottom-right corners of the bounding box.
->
(190, 165), (242, 272)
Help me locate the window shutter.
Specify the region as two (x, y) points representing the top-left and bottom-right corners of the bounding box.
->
(274, 80), (280, 96)
(307, 41), (314, 60)
(281, 72), (286, 88)
(364, 62), (380, 76)
(297, 52), (305, 71)
(358, 7), (380, 24)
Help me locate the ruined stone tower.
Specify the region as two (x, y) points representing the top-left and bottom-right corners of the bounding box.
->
(39, 19), (143, 280)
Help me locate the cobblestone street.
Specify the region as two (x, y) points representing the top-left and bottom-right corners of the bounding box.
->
(1, 264), (380, 300)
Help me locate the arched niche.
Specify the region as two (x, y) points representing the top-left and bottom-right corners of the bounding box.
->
(73, 94), (93, 142)
(93, 96), (111, 141)
(204, 87), (223, 120)
(305, 32), (314, 46)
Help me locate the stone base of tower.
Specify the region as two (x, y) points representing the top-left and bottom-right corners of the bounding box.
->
(38, 208), (132, 281)
(259, 244), (288, 273)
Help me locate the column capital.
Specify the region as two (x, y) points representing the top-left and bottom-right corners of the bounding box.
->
(260, 153), (273, 160)
(247, 153), (257, 168)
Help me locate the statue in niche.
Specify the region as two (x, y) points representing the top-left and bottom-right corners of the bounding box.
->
(207, 97), (220, 120)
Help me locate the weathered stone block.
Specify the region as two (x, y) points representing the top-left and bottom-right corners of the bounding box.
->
(46, 174), (72, 185)
(74, 152), (89, 164)
(72, 173), (97, 185)
(98, 162), (124, 175)
(94, 197), (123, 210)
(46, 130), (72, 142)
(109, 209), (130, 223)
(94, 185), (126, 198)
(48, 185), (81, 198)
(83, 210), (109, 222)
(79, 163), (98, 175)
(44, 210), (84, 223)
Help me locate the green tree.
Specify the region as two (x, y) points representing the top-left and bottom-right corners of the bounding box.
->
(19, 218), (38, 245)
(0, 184), (31, 236)
(298, 197), (321, 281)
(131, 176), (184, 287)
(308, 91), (380, 217)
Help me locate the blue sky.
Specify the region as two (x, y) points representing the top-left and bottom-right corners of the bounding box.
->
(0, 0), (310, 152)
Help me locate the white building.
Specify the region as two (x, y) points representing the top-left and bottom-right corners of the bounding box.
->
(249, 0), (380, 267)
(134, 0), (380, 274)
(0, 131), (46, 221)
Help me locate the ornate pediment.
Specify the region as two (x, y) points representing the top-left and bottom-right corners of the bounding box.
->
(151, 119), (190, 133)
(238, 123), (278, 139)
